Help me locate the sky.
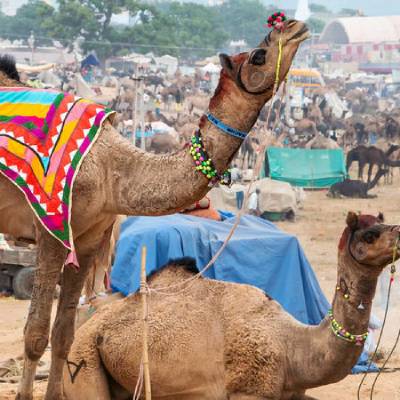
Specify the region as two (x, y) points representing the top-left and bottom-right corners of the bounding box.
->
(269, 0), (400, 16)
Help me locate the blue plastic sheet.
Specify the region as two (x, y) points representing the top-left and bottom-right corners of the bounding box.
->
(111, 214), (329, 325)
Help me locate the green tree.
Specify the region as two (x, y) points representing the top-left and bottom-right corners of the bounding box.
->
(340, 8), (359, 16)
(215, 0), (275, 47)
(5, 0), (55, 45)
(309, 3), (330, 13)
(125, 3), (228, 58)
(307, 17), (326, 33)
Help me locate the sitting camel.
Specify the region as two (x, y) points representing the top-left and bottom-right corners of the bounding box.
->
(64, 212), (399, 400)
(328, 168), (387, 199)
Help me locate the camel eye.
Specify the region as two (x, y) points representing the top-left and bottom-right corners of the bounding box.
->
(363, 231), (380, 244)
(249, 48), (267, 66)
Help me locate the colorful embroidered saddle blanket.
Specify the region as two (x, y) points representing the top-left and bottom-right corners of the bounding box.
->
(0, 87), (114, 264)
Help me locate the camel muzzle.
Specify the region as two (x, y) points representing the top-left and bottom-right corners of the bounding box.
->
(289, 25), (310, 42)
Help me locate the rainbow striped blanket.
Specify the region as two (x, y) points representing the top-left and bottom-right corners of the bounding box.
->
(0, 87), (114, 265)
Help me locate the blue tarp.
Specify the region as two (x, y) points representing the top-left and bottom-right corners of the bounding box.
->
(111, 214), (329, 325)
(81, 54), (100, 68)
(111, 214), (375, 373)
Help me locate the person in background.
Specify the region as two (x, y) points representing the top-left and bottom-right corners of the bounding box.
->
(248, 188), (261, 217)
(230, 164), (242, 183)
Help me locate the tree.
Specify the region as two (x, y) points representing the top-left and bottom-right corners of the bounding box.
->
(215, 0), (275, 48)
(307, 17), (326, 34)
(309, 3), (330, 13)
(125, 3), (228, 58)
(340, 8), (359, 16)
(5, 0), (55, 45)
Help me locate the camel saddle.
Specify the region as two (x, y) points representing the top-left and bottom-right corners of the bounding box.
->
(0, 87), (115, 265)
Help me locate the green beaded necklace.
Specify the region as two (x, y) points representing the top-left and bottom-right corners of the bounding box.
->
(190, 130), (231, 186)
(328, 309), (368, 346)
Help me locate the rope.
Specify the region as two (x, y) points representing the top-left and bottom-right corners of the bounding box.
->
(369, 326), (400, 399)
(150, 35), (286, 297)
(132, 360), (144, 400)
(357, 238), (399, 400)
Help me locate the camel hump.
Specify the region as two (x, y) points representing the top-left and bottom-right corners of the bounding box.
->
(0, 55), (20, 81)
(147, 257), (199, 283)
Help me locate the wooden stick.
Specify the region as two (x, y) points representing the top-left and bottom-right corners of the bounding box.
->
(140, 246), (152, 400)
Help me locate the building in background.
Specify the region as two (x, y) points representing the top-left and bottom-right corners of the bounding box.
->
(319, 16), (400, 73)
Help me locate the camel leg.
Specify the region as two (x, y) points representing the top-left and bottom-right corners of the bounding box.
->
(63, 336), (111, 400)
(367, 163), (374, 184)
(45, 249), (96, 400)
(358, 162), (364, 180)
(17, 227), (67, 400)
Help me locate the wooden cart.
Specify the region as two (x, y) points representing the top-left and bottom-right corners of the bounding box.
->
(0, 246), (37, 299)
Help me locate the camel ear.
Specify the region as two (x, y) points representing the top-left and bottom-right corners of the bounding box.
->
(377, 212), (384, 223)
(219, 54), (235, 79)
(346, 211), (359, 231)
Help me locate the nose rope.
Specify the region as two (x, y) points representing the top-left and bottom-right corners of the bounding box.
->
(357, 236), (399, 400)
(274, 38), (283, 89)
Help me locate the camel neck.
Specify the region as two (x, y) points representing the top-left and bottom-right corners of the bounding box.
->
(285, 253), (378, 391)
(103, 80), (267, 216)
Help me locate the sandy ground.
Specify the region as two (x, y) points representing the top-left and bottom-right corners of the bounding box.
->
(1, 173), (400, 399)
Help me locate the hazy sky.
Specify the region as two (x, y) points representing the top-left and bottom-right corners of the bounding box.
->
(271, 0), (400, 16)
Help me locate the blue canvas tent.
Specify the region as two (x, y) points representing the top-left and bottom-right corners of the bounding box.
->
(81, 54), (100, 69)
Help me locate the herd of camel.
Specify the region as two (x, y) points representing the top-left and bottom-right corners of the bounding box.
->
(0, 19), (400, 400)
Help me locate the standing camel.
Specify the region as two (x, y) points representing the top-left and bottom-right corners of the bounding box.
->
(0, 20), (309, 400)
(346, 145), (397, 183)
(64, 212), (400, 399)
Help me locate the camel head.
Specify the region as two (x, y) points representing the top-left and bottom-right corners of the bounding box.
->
(339, 212), (400, 269)
(218, 19), (309, 98)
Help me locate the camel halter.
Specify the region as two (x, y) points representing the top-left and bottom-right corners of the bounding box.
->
(237, 37), (283, 96)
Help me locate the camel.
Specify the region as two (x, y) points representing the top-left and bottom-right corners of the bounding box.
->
(146, 133), (181, 154)
(305, 134), (339, 150)
(327, 168), (387, 199)
(385, 116), (399, 140)
(64, 212), (400, 400)
(346, 145), (397, 183)
(0, 20), (309, 400)
(293, 118), (318, 137)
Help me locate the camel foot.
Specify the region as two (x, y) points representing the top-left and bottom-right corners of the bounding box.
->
(15, 394), (33, 400)
(44, 390), (65, 400)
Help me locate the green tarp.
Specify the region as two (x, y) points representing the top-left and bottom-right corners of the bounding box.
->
(266, 147), (347, 188)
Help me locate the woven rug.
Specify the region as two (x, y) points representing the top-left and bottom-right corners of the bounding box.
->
(0, 87), (114, 265)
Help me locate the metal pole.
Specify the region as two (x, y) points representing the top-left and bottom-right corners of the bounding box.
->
(28, 32), (35, 66)
(140, 79), (146, 151)
(133, 78), (139, 146)
(140, 246), (152, 400)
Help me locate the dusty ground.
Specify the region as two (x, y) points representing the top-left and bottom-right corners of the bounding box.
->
(1, 173), (400, 399)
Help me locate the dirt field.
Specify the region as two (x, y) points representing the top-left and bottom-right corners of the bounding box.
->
(1, 175), (400, 399)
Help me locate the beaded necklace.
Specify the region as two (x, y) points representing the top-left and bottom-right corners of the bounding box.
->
(327, 309), (368, 346)
(190, 130), (231, 186)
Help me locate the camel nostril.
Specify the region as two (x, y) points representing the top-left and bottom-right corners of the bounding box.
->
(286, 19), (297, 28)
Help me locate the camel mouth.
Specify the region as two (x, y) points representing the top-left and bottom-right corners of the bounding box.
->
(288, 25), (310, 43)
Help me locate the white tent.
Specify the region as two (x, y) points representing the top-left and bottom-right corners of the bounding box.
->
(151, 121), (177, 137)
(38, 70), (61, 88)
(71, 74), (96, 98)
(295, 0), (311, 22)
(202, 63), (220, 74)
